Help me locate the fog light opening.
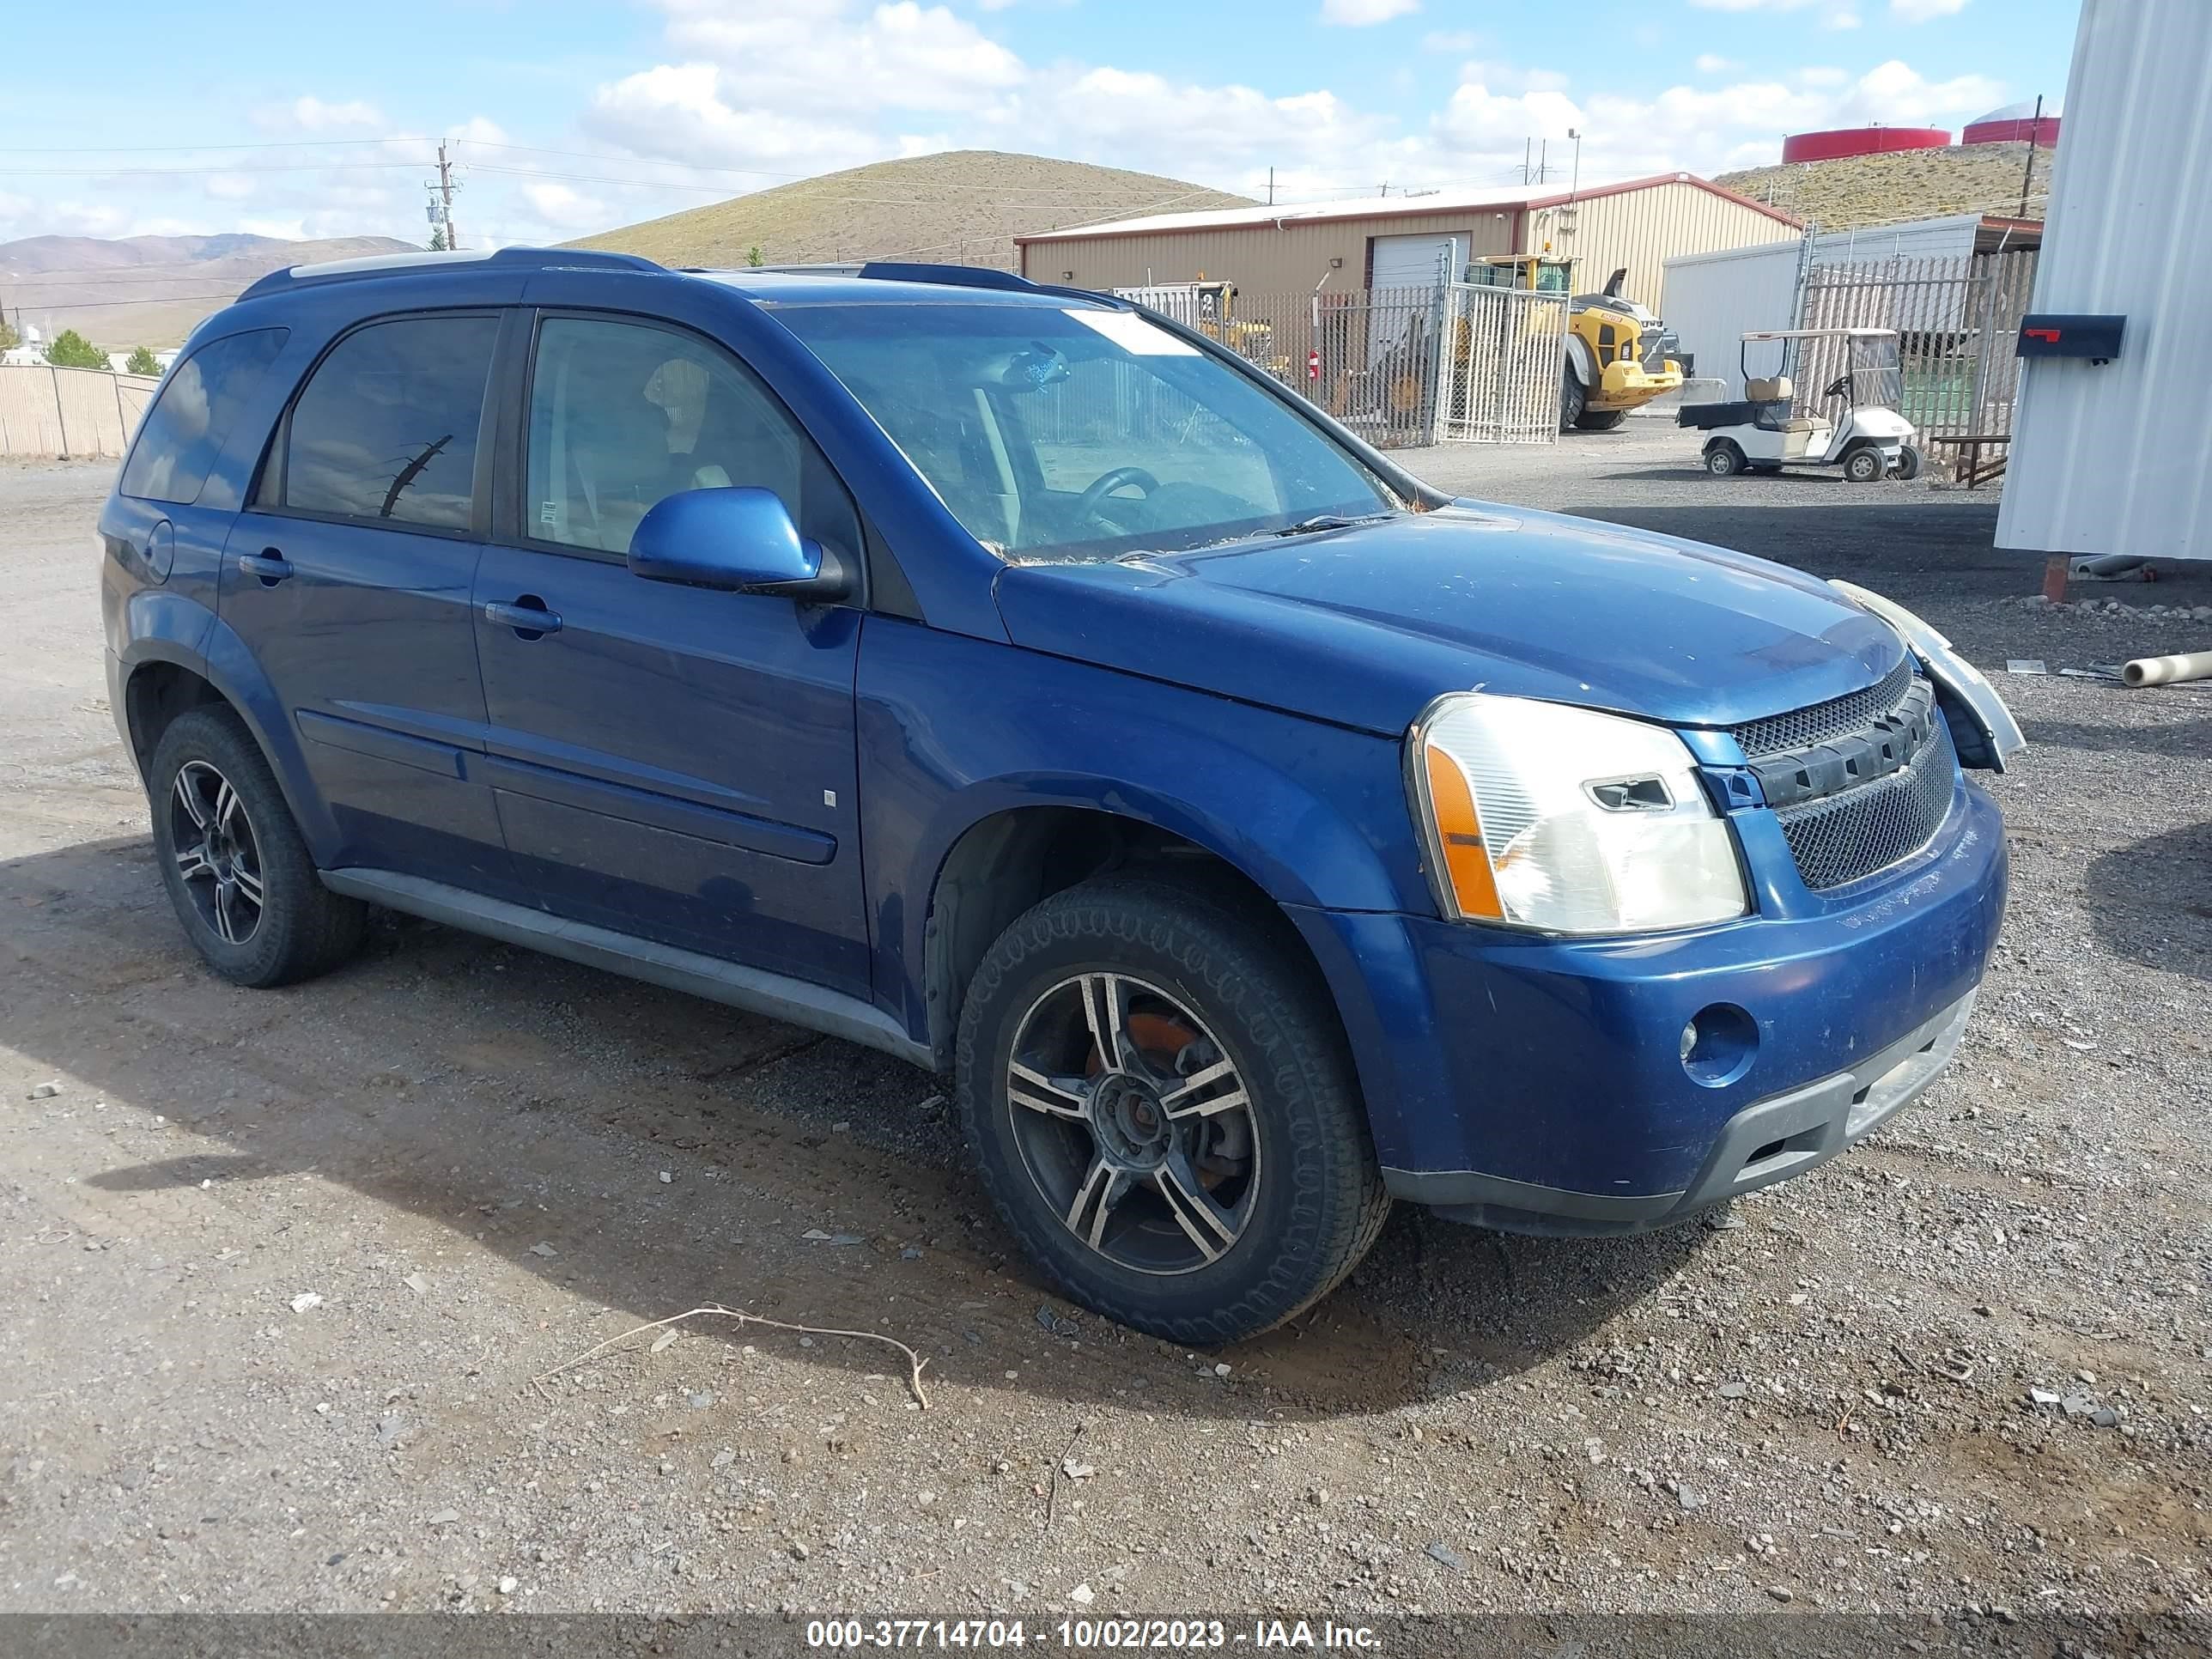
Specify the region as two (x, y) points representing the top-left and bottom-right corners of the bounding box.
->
(1681, 1003), (1759, 1088)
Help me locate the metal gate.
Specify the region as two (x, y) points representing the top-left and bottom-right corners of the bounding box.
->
(1795, 249), (2040, 441)
(1435, 283), (1567, 444)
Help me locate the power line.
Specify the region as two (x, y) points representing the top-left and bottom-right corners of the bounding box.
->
(3, 161), (432, 178)
(0, 137), (413, 154)
(8, 290), (241, 310)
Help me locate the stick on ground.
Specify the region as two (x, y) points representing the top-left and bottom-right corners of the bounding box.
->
(535, 1302), (931, 1408)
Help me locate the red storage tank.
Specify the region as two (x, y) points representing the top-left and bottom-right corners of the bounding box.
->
(1963, 101), (2061, 146)
(1781, 126), (1952, 163)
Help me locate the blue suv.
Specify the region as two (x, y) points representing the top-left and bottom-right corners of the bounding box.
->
(99, 248), (2021, 1343)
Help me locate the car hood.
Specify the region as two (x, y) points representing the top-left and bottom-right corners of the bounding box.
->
(992, 504), (1904, 738)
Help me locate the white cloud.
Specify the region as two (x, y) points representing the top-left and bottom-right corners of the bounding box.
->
(264, 95), (386, 132)
(1422, 28), (1478, 52)
(1694, 55), (1739, 74)
(520, 181), (610, 230)
(1891, 0), (1967, 18)
(654, 0), (1024, 114)
(1319, 0), (1419, 23)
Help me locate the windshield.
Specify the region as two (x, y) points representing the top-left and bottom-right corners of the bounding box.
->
(772, 301), (1398, 561)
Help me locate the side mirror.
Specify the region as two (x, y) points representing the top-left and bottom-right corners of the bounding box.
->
(627, 486), (853, 601)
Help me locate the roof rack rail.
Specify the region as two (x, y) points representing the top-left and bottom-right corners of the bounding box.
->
(730, 261), (1045, 295)
(237, 246), (662, 303)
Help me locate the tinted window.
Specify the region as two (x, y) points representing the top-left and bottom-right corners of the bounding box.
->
(283, 314), (498, 530)
(526, 315), (854, 555)
(118, 328), (288, 505)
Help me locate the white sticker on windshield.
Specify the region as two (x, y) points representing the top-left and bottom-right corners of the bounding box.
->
(1061, 308), (1200, 356)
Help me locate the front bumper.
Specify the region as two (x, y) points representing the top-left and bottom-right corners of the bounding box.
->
(1287, 779), (2007, 1225)
(1407, 989), (1973, 1234)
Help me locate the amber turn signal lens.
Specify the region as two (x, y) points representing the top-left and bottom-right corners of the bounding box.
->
(1421, 743), (1504, 921)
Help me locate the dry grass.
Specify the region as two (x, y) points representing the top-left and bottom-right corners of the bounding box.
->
(1718, 142), (2052, 232)
(568, 149), (1250, 274)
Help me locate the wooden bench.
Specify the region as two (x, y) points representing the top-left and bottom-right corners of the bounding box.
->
(1929, 433), (2011, 489)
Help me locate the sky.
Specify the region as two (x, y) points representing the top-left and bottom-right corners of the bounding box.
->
(0, 0), (2079, 253)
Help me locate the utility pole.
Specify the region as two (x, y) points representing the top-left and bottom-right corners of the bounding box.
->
(2016, 94), (2045, 219)
(435, 140), (461, 251)
(1522, 138), (1531, 185)
(1267, 167), (1274, 207)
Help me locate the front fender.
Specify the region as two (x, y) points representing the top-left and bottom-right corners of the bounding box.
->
(854, 617), (1428, 1043)
(117, 611), (340, 861)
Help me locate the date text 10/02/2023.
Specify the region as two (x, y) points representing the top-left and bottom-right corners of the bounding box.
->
(804, 1619), (1385, 1650)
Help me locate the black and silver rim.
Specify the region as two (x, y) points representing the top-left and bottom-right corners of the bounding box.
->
(168, 760), (264, 946)
(1003, 972), (1260, 1276)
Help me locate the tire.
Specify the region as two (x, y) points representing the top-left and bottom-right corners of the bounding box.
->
(1841, 446), (1885, 483)
(956, 876), (1390, 1345)
(1559, 362), (1587, 431)
(148, 706), (367, 988)
(1574, 408), (1627, 432)
(1704, 441), (1745, 477)
(1894, 444), (1923, 482)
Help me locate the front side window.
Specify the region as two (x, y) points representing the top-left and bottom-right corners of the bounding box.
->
(772, 301), (1397, 561)
(118, 328), (288, 505)
(283, 314), (499, 530)
(526, 315), (849, 556)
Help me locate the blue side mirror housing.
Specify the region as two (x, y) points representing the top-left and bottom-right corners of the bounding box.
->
(627, 487), (854, 600)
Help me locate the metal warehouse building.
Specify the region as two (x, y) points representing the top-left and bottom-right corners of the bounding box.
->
(1017, 173), (1802, 313)
(1999, 0), (2212, 565)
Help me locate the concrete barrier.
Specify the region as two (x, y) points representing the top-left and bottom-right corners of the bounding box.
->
(0, 365), (160, 459)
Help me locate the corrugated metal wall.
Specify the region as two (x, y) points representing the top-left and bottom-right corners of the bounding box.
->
(1023, 182), (1795, 307)
(1662, 241), (1804, 396)
(1525, 180), (1792, 313)
(1998, 0), (2212, 563)
(1022, 209), (1520, 293)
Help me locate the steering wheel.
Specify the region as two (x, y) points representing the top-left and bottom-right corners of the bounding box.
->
(1075, 465), (1159, 529)
(1822, 373), (1852, 400)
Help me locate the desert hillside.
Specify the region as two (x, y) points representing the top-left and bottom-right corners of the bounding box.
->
(1717, 141), (2051, 231)
(570, 149), (1251, 273)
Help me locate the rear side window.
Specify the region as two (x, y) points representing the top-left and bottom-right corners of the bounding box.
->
(283, 314), (499, 530)
(118, 328), (289, 505)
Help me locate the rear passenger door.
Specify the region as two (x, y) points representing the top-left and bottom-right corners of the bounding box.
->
(472, 310), (871, 997)
(222, 311), (520, 896)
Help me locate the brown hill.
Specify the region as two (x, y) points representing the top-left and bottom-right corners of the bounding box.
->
(1, 234), (417, 349)
(570, 149), (1251, 273)
(1717, 142), (2051, 232)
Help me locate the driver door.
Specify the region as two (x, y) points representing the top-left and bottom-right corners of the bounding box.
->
(472, 310), (872, 998)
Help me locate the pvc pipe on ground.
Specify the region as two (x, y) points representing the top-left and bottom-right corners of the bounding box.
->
(2123, 651), (2212, 688)
(2075, 554), (2149, 577)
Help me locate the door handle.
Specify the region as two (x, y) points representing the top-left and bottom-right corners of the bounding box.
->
(236, 550), (293, 585)
(483, 598), (562, 636)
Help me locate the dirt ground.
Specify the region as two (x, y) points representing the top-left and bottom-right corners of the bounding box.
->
(3, 432), (2209, 1644)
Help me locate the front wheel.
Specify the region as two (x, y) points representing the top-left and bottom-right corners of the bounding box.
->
(1574, 408), (1627, 432)
(1705, 441), (1746, 477)
(956, 877), (1390, 1345)
(1842, 446), (1886, 483)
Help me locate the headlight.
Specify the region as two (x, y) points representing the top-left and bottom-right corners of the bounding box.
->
(1407, 694), (1748, 934)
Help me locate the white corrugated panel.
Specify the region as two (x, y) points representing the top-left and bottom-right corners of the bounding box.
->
(1999, 0), (2212, 562)
(1661, 240), (1802, 397)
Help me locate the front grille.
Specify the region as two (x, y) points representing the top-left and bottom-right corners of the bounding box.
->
(1732, 655), (1914, 760)
(1775, 719), (1958, 890)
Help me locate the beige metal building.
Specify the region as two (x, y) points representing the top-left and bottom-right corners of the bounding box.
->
(1018, 173), (1801, 311)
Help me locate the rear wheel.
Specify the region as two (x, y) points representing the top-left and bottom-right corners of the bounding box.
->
(1559, 362), (1587, 430)
(1894, 444), (1923, 481)
(1574, 408), (1627, 432)
(956, 877), (1389, 1345)
(1842, 445), (1885, 483)
(1705, 441), (1746, 477)
(149, 707), (367, 988)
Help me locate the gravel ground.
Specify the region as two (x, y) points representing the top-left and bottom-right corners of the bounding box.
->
(2, 441), (2208, 1648)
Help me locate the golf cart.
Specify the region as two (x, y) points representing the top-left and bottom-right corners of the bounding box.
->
(1679, 328), (1921, 482)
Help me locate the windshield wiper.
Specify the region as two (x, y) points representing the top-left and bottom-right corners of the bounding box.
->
(1270, 512), (1393, 538)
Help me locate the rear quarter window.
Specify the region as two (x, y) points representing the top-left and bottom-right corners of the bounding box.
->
(118, 328), (289, 505)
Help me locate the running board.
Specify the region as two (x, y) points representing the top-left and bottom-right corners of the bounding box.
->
(320, 868), (934, 1071)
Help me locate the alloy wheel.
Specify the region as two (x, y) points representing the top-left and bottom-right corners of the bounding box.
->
(168, 759), (265, 946)
(1003, 971), (1261, 1275)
